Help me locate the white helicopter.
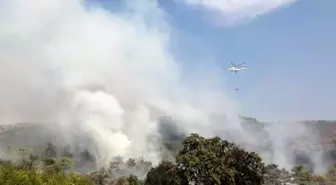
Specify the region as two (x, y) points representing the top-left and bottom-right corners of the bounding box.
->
(228, 62), (248, 74)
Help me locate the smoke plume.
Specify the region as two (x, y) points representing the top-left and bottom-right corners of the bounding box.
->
(0, 0), (240, 167)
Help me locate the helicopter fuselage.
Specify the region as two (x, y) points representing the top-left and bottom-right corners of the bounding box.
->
(229, 66), (248, 72)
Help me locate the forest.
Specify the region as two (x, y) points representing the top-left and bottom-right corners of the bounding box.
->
(0, 131), (336, 185)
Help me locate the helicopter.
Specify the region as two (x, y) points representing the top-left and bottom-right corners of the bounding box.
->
(228, 62), (248, 74)
(228, 62), (248, 91)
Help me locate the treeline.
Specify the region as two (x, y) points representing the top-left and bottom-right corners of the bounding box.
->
(1, 133), (336, 185)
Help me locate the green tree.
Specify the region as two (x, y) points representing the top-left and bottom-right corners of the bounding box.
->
(127, 175), (144, 185)
(291, 165), (313, 185)
(43, 157), (74, 173)
(175, 133), (265, 185)
(289, 164), (335, 185)
(144, 160), (180, 185)
(230, 146), (265, 185)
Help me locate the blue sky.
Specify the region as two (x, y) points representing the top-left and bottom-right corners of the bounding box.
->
(96, 0), (336, 121)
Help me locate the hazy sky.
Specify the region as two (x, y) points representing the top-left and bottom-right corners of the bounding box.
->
(93, 0), (336, 121)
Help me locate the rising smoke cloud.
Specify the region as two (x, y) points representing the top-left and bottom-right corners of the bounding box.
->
(0, 0), (327, 173)
(0, 0), (241, 167)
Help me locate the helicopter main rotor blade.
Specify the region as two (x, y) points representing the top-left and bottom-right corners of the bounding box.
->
(236, 62), (246, 67)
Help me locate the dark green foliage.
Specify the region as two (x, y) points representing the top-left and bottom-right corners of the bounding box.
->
(231, 147), (265, 185)
(175, 133), (265, 185)
(263, 163), (336, 185)
(127, 175), (144, 185)
(144, 160), (180, 185)
(291, 165), (313, 184)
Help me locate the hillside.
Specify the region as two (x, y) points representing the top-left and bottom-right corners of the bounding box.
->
(1, 117), (336, 170)
(241, 117), (336, 165)
(242, 117), (336, 148)
(1, 128), (336, 185)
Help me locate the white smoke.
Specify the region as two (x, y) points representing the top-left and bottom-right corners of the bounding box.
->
(0, 0), (241, 167)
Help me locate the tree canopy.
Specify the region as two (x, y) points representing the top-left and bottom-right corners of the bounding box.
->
(175, 133), (265, 185)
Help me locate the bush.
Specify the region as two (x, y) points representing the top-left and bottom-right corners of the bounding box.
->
(0, 163), (93, 185)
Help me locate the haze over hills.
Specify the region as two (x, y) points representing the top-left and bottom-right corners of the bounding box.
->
(1, 116), (335, 174)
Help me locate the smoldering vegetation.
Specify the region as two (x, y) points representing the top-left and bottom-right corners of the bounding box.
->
(0, 117), (335, 176)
